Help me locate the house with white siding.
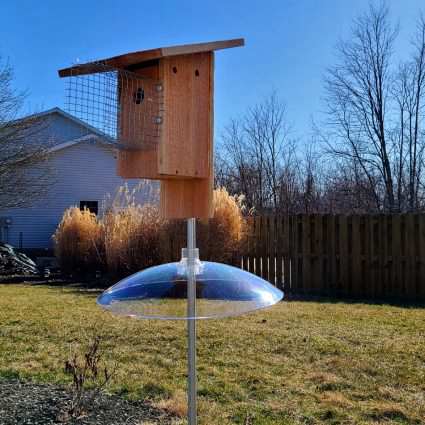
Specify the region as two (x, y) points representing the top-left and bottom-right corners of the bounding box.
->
(0, 107), (153, 250)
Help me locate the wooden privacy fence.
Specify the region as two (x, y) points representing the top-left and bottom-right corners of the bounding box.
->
(163, 214), (425, 302)
(242, 214), (425, 301)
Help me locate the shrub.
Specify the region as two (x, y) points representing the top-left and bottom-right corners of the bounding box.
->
(103, 204), (165, 275)
(62, 329), (116, 420)
(53, 207), (103, 274)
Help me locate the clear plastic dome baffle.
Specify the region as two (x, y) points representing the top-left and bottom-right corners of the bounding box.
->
(97, 250), (283, 320)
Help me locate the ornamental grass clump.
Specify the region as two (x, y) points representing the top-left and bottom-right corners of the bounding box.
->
(53, 207), (103, 274)
(198, 187), (246, 263)
(103, 204), (165, 276)
(54, 187), (246, 276)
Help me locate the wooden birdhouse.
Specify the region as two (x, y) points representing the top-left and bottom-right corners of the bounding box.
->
(58, 38), (244, 219)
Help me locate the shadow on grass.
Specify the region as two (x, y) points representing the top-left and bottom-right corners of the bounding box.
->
(284, 292), (425, 308)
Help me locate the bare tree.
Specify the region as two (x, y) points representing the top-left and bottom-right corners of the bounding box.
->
(216, 93), (296, 213)
(216, 93), (330, 214)
(298, 143), (323, 213)
(392, 14), (425, 211)
(322, 3), (425, 213)
(276, 138), (301, 214)
(0, 57), (50, 209)
(323, 2), (398, 211)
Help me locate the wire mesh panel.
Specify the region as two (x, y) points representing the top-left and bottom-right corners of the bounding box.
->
(65, 63), (164, 150)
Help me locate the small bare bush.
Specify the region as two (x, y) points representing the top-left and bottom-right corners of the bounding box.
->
(53, 207), (103, 274)
(62, 331), (116, 420)
(104, 204), (165, 275)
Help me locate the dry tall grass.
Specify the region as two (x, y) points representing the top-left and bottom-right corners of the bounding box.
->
(53, 207), (103, 274)
(198, 188), (246, 263)
(54, 187), (245, 276)
(103, 204), (164, 275)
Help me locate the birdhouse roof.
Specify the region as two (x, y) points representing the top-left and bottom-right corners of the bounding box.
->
(58, 38), (244, 77)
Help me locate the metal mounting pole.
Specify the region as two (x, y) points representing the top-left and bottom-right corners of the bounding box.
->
(187, 217), (197, 425)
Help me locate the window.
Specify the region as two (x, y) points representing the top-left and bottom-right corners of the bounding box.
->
(79, 201), (98, 215)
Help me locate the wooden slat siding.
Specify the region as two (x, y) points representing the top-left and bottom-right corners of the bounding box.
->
(365, 215), (373, 298)
(283, 215), (292, 292)
(415, 214), (422, 300)
(383, 215), (392, 298)
(241, 218), (246, 271)
(311, 215), (319, 295)
(367, 215), (375, 299)
(252, 216), (257, 275)
(302, 215), (312, 295)
(400, 215), (408, 297)
(374, 214), (380, 299)
(320, 215), (326, 295)
(254, 216), (260, 276)
(419, 215), (425, 301)
(293, 215), (303, 294)
(253, 216), (258, 274)
(370, 215), (379, 299)
(167, 223), (174, 263)
(405, 214), (413, 299)
(382, 214), (394, 297)
(351, 216), (362, 298)
(378, 214), (386, 298)
(311, 215), (320, 295)
(275, 216), (284, 290)
(381, 214), (389, 298)
(267, 216), (272, 283)
(320, 215), (327, 296)
(242, 217), (249, 272)
(332, 215), (340, 296)
(273, 216), (279, 286)
(380, 215), (388, 297)
(175, 221), (185, 261)
(338, 216), (348, 296)
(388, 214), (396, 297)
(363, 215), (372, 299)
(257, 216), (264, 278)
(359, 216), (368, 298)
(327, 215), (336, 296)
(255, 216), (262, 277)
(347, 216), (353, 296)
(392, 215), (401, 299)
(289, 215), (297, 293)
(165, 225), (173, 263)
(250, 216), (256, 274)
(262, 216), (269, 280)
(243, 217), (249, 272)
(290, 215), (296, 293)
(268, 216), (276, 285)
(308, 215), (314, 295)
(323, 215), (330, 295)
(305, 215), (317, 295)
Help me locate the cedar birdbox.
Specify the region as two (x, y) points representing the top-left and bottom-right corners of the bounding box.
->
(58, 38), (244, 219)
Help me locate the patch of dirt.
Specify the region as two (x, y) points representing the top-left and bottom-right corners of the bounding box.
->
(0, 379), (177, 425)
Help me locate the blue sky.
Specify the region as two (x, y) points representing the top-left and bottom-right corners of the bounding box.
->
(0, 0), (423, 140)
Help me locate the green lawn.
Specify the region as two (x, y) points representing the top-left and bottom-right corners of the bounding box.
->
(0, 283), (424, 424)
